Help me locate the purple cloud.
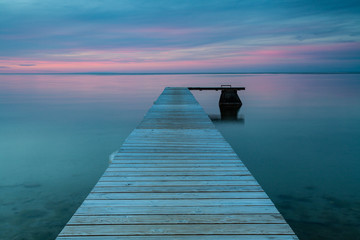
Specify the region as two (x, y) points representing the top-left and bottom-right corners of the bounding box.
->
(0, 0), (359, 72)
(18, 64), (37, 66)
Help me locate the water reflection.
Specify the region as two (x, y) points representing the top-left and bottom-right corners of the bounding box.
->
(220, 105), (241, 120)
(209, 103), (245, 123)
(209, 113), (245, 123)
(0, 73), (359, 240)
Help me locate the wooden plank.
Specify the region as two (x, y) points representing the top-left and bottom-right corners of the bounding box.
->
(86, 192), (269, 200)
(81, 199), (274, 206)
(95, 180), (257, 186)
(99, 175), (255, 180)
(68, 213), (286, 225)
(99, 171), (253, 176)
(113, 154), (240, 158)
(91, 185), (263, 193)
(112, 156), (240, 160)
(107, 163), (244, 168)
(56, 87), (297, 239)
(188, 87), (245, 91)
(105, 167), (249, 172)
(110, 160), (242, 164)
(59, 224), (294, 236)
(74, 205), (280, 215)
(58, 236), (299, 240)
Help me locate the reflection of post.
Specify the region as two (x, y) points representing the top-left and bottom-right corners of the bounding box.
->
(219, 89), (242, 120)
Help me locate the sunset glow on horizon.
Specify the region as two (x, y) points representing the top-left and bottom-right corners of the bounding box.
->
(1, 0), (359, 73)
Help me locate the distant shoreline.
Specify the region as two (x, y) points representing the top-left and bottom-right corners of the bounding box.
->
(1, 72), (360, 75)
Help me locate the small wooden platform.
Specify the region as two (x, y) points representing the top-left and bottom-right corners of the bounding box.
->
(57, 87), (298, 239)
(188, 87), (245, 91)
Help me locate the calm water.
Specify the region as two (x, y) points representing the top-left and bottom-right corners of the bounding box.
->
(0, 74), (359, 240)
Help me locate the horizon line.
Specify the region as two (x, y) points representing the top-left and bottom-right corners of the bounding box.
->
(1, 71), (360, 75)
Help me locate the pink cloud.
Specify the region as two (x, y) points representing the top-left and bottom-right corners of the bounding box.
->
(1, 42), (359, 73)
(0, 58), (216, 73)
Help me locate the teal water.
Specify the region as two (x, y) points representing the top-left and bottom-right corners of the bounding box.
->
(0, 74), (359, 239)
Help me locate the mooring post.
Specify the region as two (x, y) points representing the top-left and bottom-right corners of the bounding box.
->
(219, 90), (241, 119)
(188, 85), (244, 120)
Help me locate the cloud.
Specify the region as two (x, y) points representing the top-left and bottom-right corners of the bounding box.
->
(0, 0), (359, 72)
(1, 42), (358, 73)
(18, 64), (37, 66)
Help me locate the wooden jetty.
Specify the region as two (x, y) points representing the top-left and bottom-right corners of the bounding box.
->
(57, 87), (298, 239)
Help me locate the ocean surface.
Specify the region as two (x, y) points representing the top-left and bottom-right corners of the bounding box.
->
(0, 73), (359, 240)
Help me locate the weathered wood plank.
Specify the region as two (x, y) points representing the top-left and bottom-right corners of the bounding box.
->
(110, 160), (242, 164)
(99, 175), (255, 180)
(99, 171), (253, 176)
(95, 180), (257, 186)
(74, 205), (280, 215)
(68, 213), (286, 225)
(81, 199), (274, 206)
(112, 156), (240, 160)
(59, 224), (294, 236)
(58, 236), (299, 240)
(86, 192), (269, 200)
(107, 163), (244, 168)
(91, 185), (263, 193)
(105, 167), (249, 172)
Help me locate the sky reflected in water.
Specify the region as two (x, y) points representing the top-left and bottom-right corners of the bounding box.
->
(0, 74), (359, 239)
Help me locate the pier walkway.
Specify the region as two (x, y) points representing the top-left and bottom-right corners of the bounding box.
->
(57, 87), (298, 239)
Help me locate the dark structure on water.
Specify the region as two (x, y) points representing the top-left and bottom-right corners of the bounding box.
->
(188, 85), (245, 120)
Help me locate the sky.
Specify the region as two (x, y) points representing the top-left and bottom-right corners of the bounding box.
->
(0, 0), (360, 73)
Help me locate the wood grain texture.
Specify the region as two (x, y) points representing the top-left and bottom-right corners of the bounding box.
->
(58, 236), (298, 240)
(56, 87), (298, 239)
